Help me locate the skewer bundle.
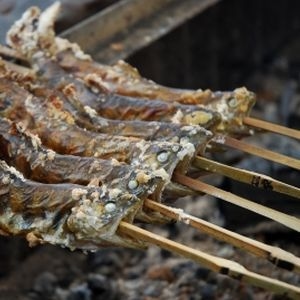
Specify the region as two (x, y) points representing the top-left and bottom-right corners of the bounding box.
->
(0, 3), (299, 298)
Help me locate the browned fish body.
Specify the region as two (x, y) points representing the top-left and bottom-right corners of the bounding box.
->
(31, 56), (222, 130)
(0, 77), (198, 176)
(0, 118), (166, 200)
(6, 8), (222, 131)
(64, 54), (255, 136)
(5, 67), (212, 149)
(0, 159), (146, 250)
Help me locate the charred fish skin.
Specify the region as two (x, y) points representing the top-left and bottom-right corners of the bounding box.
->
(0, 77), (138, 163)
(5, 4), (216, 151)
(55, 41), (256, 137)
(83, 80), (221, 129)
(57, 48), (256, 135)
(0, 160), (146, 250)
(80, 63), (255, 137)
(2, 64), (213, 148)
(0, 118), (166, 202)
(0, 77), (197, 200)
(0, 62), (213, 162)
(0, 116), (172, 224)
(6, 5), (222, 131)
(49, 55), (254, 137)
(0, 116), (180, 222)
(55, 30), (255, 137)
(55, 47), (216, 105)
(6, 3), (255, 137)
(50, 81), (214, 146)
(0, 77), (197, 177)
(14, 37), (221, 132)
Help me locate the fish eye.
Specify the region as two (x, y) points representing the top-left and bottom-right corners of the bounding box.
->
(128, 179), (139, 190)
(228, 97), (238, 108)
(157, 151), (170, 163)
(104, 202), (116, 213)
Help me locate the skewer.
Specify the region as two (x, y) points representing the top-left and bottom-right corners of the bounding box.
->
(1, 57), (299, 148)
(173, 173), (300, 232)
(0, 45), (26, 62)
(144, 199), (300, 273)
(215, 136), (300, 171)
(118, 221), (300, 299)
(244, 117), (300, 140)
(193, 156), (300, 199)
(0, 59), (34, 76)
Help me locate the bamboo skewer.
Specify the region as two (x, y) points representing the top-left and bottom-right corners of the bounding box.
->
(0, 59), (34, 75)
(173, 173), (300, 232)
(244, 117), (300, 140)
(193, 156), (300, 199)
(144, 199), (300, 273)
(118, 221), (300, 299)
(0, 45), (26, 62)
(216, 136), (300, 170)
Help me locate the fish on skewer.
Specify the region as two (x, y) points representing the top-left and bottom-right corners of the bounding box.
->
(0, 113), (176, 221)
(0, 116), (196, 215)
(10, 35), (252, 137)
(2, 62), (213, 148)
(4, 3), (300, 229)
(39, 57), (222, 130)
(0, 118), (162, 195)
(13, 3), (296, 140)
(5, 3), (299, 172)
(1, 3), (300, 298)
(54, 39), (300, 139)
(1, 61), (299, 228)
(0, 159), (146, 250)
(1, 157), (300, 298)
(5, 55), (300, 194)
(2, 3), (298, 139)
(2, 40), (298, 139)
(0, 75), (201, 176)
(57, 48), (255, 136)
(7, 4), (252, 137)
(0, 122), (299, 296)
